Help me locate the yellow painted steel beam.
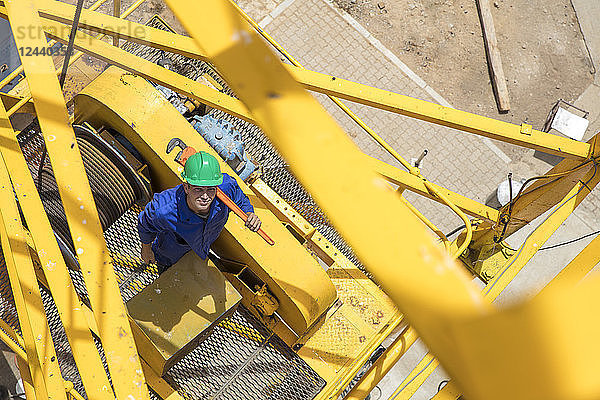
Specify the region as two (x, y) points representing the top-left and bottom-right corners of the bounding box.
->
(0, 320), (26, 359)
(0, 154), (65, 400)
(422, 180), (473, 259)
(485, 161), (600, 300)
(0, 315), (90, 400)
(0, 0), (147, 117)
(391, 159), (600, 399)
(344, 326), (417, 400)
(0, 316), (25, 350)
(496, 148), (598, 238)
(30, 259), (188, 400)
(0, 93), (35, 115)
(368, 155), (499, 222)
(391, 352), (438, 400)
(5, 2), (149, 400)
(542, 233), (600, 292)
(0, 0), (109, 92)
(0, 250), (95, 400)
(32, 0), (208, 60)
(0, 110), (113, 397)
(17, 356), (37, 400)
(113, 0), (120, 46)
(2, 311), (71, 400)
(451, 240), (600, 398)
(432, 240), (600, 400)
(47, 280), (190, 400)
(25, 2), (591, 160)
(65, 383), (86, 400)
(287, 67), (591, 160)
(163, 1), (492, 396)
(11, 15), (255, 123)
(430, 382), (461, 400)
(43, 292), (186, 400)
(15, 271), (184, 400)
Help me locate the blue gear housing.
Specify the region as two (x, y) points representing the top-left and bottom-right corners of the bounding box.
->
(191, 115), (256, 181)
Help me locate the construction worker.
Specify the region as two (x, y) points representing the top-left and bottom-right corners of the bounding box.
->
(138, 151), (261, 270)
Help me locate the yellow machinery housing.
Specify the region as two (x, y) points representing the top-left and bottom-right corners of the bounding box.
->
(0, 1), (599, 400)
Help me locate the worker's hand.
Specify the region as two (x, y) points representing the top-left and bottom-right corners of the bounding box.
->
(245, 212), (262, 232)
(141, 242), (155, 264)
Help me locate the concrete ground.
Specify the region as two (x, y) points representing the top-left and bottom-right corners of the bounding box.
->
(1, 0), (599, 398)
(0, 342), (19, 397)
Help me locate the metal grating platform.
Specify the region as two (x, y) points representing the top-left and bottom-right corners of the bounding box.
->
(0, 119), (326, 400)
(167, 307), (324, 400)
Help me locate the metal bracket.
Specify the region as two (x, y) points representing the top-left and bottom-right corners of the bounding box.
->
(520, 123), (532, 135)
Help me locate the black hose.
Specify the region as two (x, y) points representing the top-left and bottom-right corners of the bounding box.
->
(437, 380), (449, 393)
(508, 173), (513, 214)
(495, 158), (596, 242)
(58, 0), (85, 88)
(539, 230), (600, 251)
(446, 220), (481, 238)
(446, 225), (466, 238)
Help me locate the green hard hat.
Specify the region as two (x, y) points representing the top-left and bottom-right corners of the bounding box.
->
(181, 151), (223, 186)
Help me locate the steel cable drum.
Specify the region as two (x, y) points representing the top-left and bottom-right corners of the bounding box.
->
(37, 125), (150, 262)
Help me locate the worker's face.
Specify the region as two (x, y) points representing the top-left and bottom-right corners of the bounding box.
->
(184, 183), (217, 214)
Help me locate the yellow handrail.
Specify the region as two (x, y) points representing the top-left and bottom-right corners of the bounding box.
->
(400, 196), (451, 252)
(423, 180), (472, 259)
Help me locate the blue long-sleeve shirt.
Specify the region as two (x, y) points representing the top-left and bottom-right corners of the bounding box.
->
(138, 173), (254, 266)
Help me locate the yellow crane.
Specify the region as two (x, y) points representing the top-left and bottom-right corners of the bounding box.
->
(0, 1), (598, 400)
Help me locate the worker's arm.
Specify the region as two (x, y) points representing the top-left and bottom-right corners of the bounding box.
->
(138, 197), (164, 263)
(224, 174), (261, 232)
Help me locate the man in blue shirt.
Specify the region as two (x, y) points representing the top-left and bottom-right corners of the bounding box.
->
(138, 151), (261, 269)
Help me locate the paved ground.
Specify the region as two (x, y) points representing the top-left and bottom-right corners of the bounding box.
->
(248, 0), (511, 234)
(572, 0), (600, 229)
(0, 342), (19, 397)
